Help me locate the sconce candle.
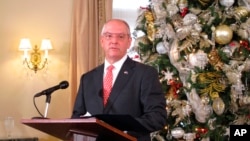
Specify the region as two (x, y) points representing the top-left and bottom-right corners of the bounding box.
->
(19, 38), (32, 59)
(19, 38), (53, 73)
(41, 39), (53, 58)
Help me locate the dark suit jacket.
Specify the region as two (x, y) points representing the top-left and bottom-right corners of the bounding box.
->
(72, 57), (167, 141)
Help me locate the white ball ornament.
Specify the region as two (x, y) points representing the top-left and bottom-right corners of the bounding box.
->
(188, 50), (208, 69)
(171, 127), (185, 139)
(219, 0), (235, 7)
(156, 42), (168, 54)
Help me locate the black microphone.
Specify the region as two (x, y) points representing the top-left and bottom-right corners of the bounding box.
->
(98, 89), (103, 97)
(34, 81), (69, 97)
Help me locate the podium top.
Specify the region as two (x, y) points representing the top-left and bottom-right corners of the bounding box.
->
(92, 114), (148, 132)
(21, 118), (137, 141)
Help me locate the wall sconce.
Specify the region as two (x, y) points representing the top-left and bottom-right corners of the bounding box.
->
(19, 38), (53, 73)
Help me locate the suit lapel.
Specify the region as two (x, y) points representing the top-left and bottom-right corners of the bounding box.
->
(104, 58), (135, 112)
(93, 64), (105, 111)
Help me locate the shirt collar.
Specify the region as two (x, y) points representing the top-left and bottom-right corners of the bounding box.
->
(104, 55), (128, 71)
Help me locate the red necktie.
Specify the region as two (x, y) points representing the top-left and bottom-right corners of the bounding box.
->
(103, 65), (114, 106)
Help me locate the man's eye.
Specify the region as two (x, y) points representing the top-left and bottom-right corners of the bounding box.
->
(105, 34), (112, 38)
(118, 35), (125, 39)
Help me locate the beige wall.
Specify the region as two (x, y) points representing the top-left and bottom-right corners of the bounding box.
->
(0, 0), (73, 140)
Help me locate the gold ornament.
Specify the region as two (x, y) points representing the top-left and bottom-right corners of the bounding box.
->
(212, 97), (225, 115)
(234, 6), (250, 21)
(208, 48), (224, 70)
(197, 72), (227, 99)
(144, 10), (155, 42)
(214, 25), (233, 45)
(198, 0), (213, 7)
(210, 92), (220, 100)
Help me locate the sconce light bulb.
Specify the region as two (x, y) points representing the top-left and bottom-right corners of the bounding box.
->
(23, 50), (29, 59)
(44, 50), (49, 59)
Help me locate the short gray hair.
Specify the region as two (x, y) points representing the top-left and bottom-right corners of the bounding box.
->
(101, 19), (131, 35)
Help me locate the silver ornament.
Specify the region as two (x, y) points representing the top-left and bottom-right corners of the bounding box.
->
(183, 133), (196, 141)
(183, 13), (198, 26)
(219, 0), (235, 7)
(171, 127), (185, 139)
(188, 50), (208, 69)
(156, 42), (168, 54)
(167, 4), (179, 17)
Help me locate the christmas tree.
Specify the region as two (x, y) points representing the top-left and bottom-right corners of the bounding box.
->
(129, 0), (250, 140)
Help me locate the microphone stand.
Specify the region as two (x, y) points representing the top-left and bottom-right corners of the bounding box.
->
(44, 94), (52, 118)
(32, 93), (52, 119)
(32, 80), (70, 119)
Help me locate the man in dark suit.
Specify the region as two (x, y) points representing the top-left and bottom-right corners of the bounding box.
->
(71, 19), (167, 141)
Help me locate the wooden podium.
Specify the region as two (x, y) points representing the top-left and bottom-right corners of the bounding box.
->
(21, 118), (137, 141)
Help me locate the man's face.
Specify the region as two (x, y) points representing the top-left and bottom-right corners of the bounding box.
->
(100, 20), (132, 62)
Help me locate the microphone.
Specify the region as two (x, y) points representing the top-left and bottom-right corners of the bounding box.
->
(98, 89), (103, 97)
(34, 81), (69, 97)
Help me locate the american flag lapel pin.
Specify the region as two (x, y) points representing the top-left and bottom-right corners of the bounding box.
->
(124, 71), (128, 74)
